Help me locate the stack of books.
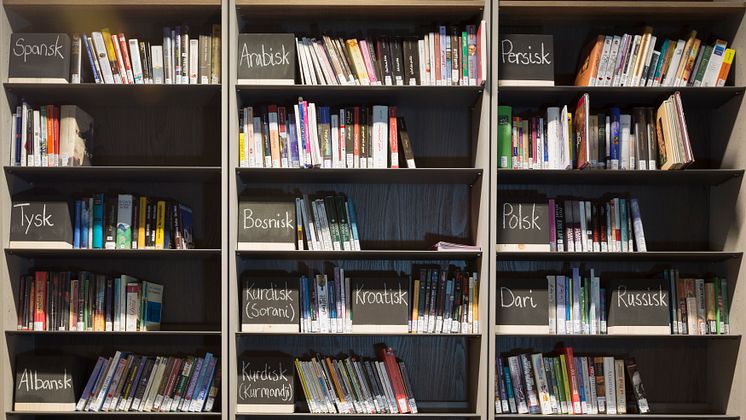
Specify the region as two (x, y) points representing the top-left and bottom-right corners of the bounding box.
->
(575, 28), (734, 87)
(667, 269), (731, 335)
(10, 104), (93, 167)
(410, 268), (480, 334)
(75, 26), (220, 84)
(76, 351), (219, 412)
(295, 193), (360, 251)
(295, 22), (486, 86)
(497, 92), (692, 170)
(239, 102), (416, 169)
(296, 346), (417, 414)
(16, 271), (163, 332)
(72, 194), (194, 250)
(496, 348), (650, 415)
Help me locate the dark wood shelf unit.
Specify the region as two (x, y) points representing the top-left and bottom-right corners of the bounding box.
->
(497, 169), (744, 186)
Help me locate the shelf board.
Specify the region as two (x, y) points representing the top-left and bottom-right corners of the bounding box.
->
(6, 412), (221, 416)
(236, 84), (483, 106)
(236, 414), (480, 418)
(5, 166), (221, 183)
(498, 1), (746, 17)
(235, 0), (484, 19)
(3, 0), (219, 5)
(5, 248), (221, 259)
(494, 416), (738, 419)
(237, 168), (483, 185)
(497, 169), (744, 186)
(497, 86), (745, 108)
(6, 329), (220, 336)
(3, 83), (220, 107)
(237, 332), (481, 337)
(236, 250), (482, 260)
(496, 251), (742, 262)
(494, 333), (741, 340)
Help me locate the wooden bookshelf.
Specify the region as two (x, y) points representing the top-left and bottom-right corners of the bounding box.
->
(490, 1), (746, 419)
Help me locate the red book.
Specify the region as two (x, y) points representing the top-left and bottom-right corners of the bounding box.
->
(378, 346), (410, 413)
(389, 107), (398, 168)
(353, 107), (361, 166)
(53, 106), (60, 167)
(111, 34), (129, 84)
(278, 106), (287, 167)
(34, 272), (47, 331)
(118, 33), (134, 84)
(46, 105), (54, 165)
(562, 346), (582, 414)
(434, 31), (441, 84)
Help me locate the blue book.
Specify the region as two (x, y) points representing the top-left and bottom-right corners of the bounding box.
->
(328, 280), (336, 325)
(14, 112), (22, 165)
(575, 358), (586, 412)
(188, 352), (213, 411)
(619, 198), (628, 252)
(92, 193), (104, 249)
(300, 275), (309, 331)
(298, 102), (309, 167)
(318, 106), (331, 165)
(630, 198), (646, 252)
(502, 364), (515, 413)
(652, 39), (670, 84)
(73, 200), (82, 248)
(81, 199), (89, 249)
(610, 107), (621, 169)
(287, 115), (299, 168)
(347, 199), (360, 251)
(82, 34), (101, 84)
(195, 356), (218, 411)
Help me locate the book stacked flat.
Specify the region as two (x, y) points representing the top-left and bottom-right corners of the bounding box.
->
(16, 271), (163, 332)
(410, 268), (480, 334)
(72, 193), (194, 250)
(575, 28), (734, 87)
(10, 103), (93, 167)
(239, 102), (416, 169)
(295, 21), (486, 86)
(547, 197), (646, 253)
(667, 269), (731, 335)
(496, 348), (650, 415)
(295, 193), (360, 251)
(296, 346), (416, 414)
(497, 92), (692, 170)
(74, 26), (220, 84)
(76, 351), (219, 413)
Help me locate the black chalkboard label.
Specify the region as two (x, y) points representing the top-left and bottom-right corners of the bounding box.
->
(236, 355), (294, 414)
(607, 279), (671, 334)
(242, 277), (300, 332)
(14, 355), (82, 411)
(498, 34), (554, 86)
(237, 33), (296, 85)
(351, 276), (409, 333)
(237, 200), (296, 250)
(9, 33), (71, 83)
(495, 277), (549, 333)
(497, 200), (550, 251)
(10, 201), (73, 249)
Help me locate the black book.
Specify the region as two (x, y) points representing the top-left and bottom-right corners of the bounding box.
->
(360, 107), (369, 168)
(131, 357), (156, 410)
(345, 109), (354, 167)
(625, 358), (650, 414)
(335, 195), (350, 250)
(402, 38), (415, 86)
(646, 107), (658, 169)
(324, 196), (340, 250)
(598, 113), (606, 168)
(104, 194), (117, 249)
(451, 27), (460, 85)
(364, 37), (383, 84)
(436, 270), (447, 331)
(389, 37), (404, 86)
(397, 117), (416, 168)
(378, 37), (393, 86)
(428, 270), (438, 331)
(131, 197), (139, 249)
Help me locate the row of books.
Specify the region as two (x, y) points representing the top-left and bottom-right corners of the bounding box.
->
(10, 104), (93, 167)
(575, 28), (734, 87)
(297, 194), (360, 251)
(76, 351), (219, 412)
(295, 23), (486, 87)
(497, 92), (692, 170)
(410, 268), (480, 334)
(545, 268), (607, 335)
(495, 348), (649, 415)
(76, 26), (220, 84)
(239, 103), (416, 169)
(16, 271), (162, 332)
(71, 194), (195, 250)
(296, 346), (416, 414)
(667, 269), (731, 335)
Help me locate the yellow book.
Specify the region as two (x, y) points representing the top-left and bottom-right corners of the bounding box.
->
(716, 48), (736, 87)
(101, 28), (122, 83)
(411, 279), (420, 332)
(155, 200), (165, 249)
(138, 196), (147, 249)
(345, 39), (369, 85)
(239, 132), (245, 166)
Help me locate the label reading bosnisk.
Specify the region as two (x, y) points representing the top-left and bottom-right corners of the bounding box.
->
(351, 276), (409, 333)
(14, 355), (82, 412)
(607, 278), (671, 335)
(495, 277), (549, 333)
(242, 277), (300, 332)
(496, 200), (550, 251)
(498, 34), (554, 86)
(10, 201), (73, 249)
(237, 33), (296, 85)
(236, 356), (294, 414)
(237, 200), (296, 250)
(9, 33), (71, 83)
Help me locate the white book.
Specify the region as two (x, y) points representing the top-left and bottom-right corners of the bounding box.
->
(189, 39), (199, 84)
(294, 38), (306, 84)
(531, 354), (553, 414)
(90, 32), (115, 84)
(702, 40), (728, 86)
(141, 357), (165, 411)
(640, 36), (657, 86)
(548, 276), (556, 334)
(308, 104), (323, 166)
(331, 114), (340, 168)
(631, 33), (651, 86)
(316, 275), (331, 333)
(604, 36), (622, 86)
(621, 35), (641, 86)
(305, 38), (327, 85)
(596, 36), (613, 86)
(556, 275), (566, 334)
(151, 45), (164, 84)
(371, 105), (389, 168)
(313, 40), (338, 86)
(298, 38), (315, 85)
(32, 110), (40, 167)
(546, 107), (560, 169)
(253, 117), (266, 168)
(91, 351), (124, 411)
(620, 114), (631, 169)
(338, 109), (346, 168)
(612, 34), (630, 86)
(428, 32), (436, 86)
(162, 31), (172, 84)
(604, 357), (617, 415)
(572, 269), (581, 334)
(590, 272), (600, 335)
(615, 360), (627, 414)
(417, 39), (426, 85)
(663, 40), (686, 86)
(301, 195), (320, 251)
(125, 282), (139, 331)
(344, 277), (352, 332)
(128, 39), (144, 84)
(629, 133), (636, 170)
(560, 106), (571, 169)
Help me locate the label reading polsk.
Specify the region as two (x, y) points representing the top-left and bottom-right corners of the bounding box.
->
(497, 201), (550, 251)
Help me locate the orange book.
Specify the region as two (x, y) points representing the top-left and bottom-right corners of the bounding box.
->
(53, 106), (60, 167)
(46, 105), (54, 165)
(716, 48), (736, 86)
(575, 35), (604, 86)
(681, 38), (702, 86)
(267, 105), (281, 168)
(433, 31), (441, 84)
(389, 107), (398, 168)
(33, 272), (47, 331)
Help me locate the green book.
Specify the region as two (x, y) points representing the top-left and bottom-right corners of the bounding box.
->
(324, 196), (341, 251)
(498, 106), (512, 168)
(116, 194), (133, 249)
(721, 278), (729, 334)
(694, 45), (713, 86)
